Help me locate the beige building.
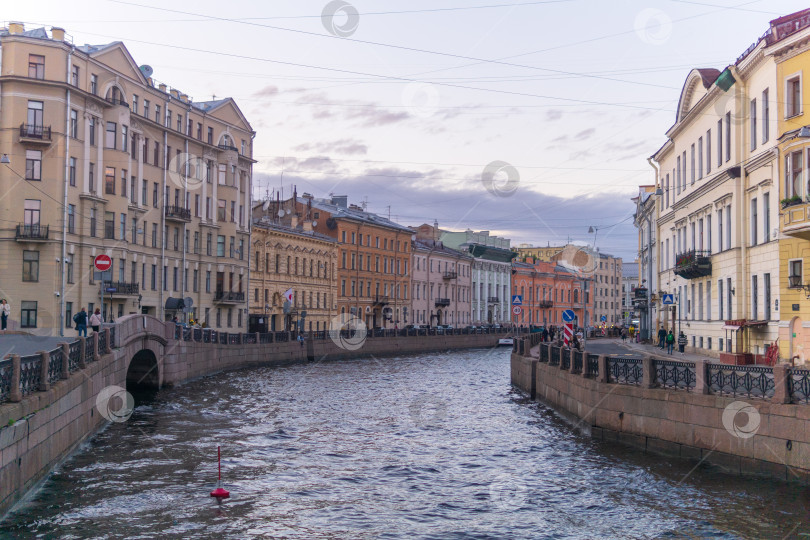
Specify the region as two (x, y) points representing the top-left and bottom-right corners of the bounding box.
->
(0, 24), (254, 335)
(650, 30), (779, 359)
(514, 244), (564, 262)
(249, 213), (338, 333)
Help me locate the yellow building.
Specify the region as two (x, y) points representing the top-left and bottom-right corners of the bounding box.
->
(514, 245), (564, 262)
(249, 211), (337, 333)
(0, 23), (254, 334)
(772, 10), (810, 363)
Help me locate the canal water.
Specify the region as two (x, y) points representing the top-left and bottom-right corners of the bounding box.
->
(2, 348), (809, 539)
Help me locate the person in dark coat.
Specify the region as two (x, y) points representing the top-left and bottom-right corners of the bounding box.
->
(73, 307), (88, 337)
(658, 327), (666, 349)
(678, 331), (688, 354)
(666, 330), (675, 354)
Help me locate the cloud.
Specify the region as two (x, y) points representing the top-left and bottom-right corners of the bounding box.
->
(574, 128), (596, 140)
(292, 139), (368, 156)
(546, 109), (563, 121)
(252, 85), (279, 98)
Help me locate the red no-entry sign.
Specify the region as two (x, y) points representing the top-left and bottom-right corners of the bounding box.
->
(94, 254), (112, 272)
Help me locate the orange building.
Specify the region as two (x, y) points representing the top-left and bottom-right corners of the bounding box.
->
(511, 259), (589, 327)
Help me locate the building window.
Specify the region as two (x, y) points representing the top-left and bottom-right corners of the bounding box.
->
(697, 136), (703, 179)
(787, 75), (802, 118)
(20, 301), (37, 328)
(790, 259), (803, 288)
(105, 212), (115, 239)
(750, 98), (757, 151)
(122, 125), (128, 153)
(22, 251), (39, 281)
(725, 112), (731, 161)
(762, 88), (769, 143)
(105, 122), (117, 149)
(786, 150), (803, 199)
(217, 235), (225, 257)
(90, 74), (98, 94)
(217, 199), (226, 221)
(70, 109), (78, 138)
(28, 54), (45, 79)
(752, 275), (758, 320)
(25, 150), (41, 181)
(706, 128), (711, 175)
(69, 157), (76, 186)
(751, 197), (757, 246)
(68, 204), (75, 233)
(763, 193), (770, 242)
(207, 126), (214, 144)
(690, 143), (695, 184)
(105, 167), (116, 194)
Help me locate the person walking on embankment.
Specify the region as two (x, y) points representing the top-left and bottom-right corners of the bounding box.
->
(89, 308), (103, 334)
(73, 307), (88, 337)
(678, 331), (688, 354)
(658, 327), (666, 349)
(666, 330), (675, 355)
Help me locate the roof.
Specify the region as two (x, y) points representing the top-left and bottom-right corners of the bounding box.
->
(413, 238), (473, 259)
(252, 218), (337, 243)
(695, 68), (721, 88)
(76, 42), (117, 54)
(192, 99), (230, 112)
(301, 197), (413, 233)
(622, 262), (639, 278)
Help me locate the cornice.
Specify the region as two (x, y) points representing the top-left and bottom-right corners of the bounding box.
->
(743, 147), (778, 175)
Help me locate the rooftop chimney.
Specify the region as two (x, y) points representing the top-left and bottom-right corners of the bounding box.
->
(302, 220), (313, 232)
(170, 89), (179, 98)
(180, 93), (188, 102)
(290, 214), (299, 229)
(158, 83), (167, 93)
(8, 22), (24, 34)
(50, 27), (65, 41)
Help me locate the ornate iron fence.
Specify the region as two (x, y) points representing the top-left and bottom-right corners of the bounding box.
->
(20, 354), (41, 396)
(539, 345), (549, 363)
(228, 333), (240, 345)
(790, 369), (810, 404)
(275, 332), (289, 342)
(586, 354), (599, 377)
(193, 328), (202, 342)
(219, 332), (228, 345)
(174, 325), (182, 340)
(48, 348), (63, 383)
(550, 346), (560, 366)
(0, 357), (12, 403)
(653, 359), (696, 391)
(210, 330), (218, 343)
(85, 334), (95, 363)
(607, 357), (643, 385)
(259, 333), (273, 344)
(109, 326), (116, 347)
(243, 333), (257, 344)
(203, 329), (212, 343)
(99, 331), (109, 354)
(68, 340), (81, 372)
(572, 350), (583, 373)
(561, 350), (571, 370)
(182, 327), (192, 341)
(707, 364), (775, 399)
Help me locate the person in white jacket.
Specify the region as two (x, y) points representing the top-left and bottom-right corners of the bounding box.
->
(0, 299), (9, 330)
(89, 308), (103, 333)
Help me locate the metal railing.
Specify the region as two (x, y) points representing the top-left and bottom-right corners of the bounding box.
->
(103, 281), (140, 295)
(653, 359), (696, 391)
(0, 358), (12, 403)
(607, 357), (643, 385)
(15, 224), (49, 240)
(48, 349), (63, 383)
(19, 354), (41, 396)
(165, 205), (191, 220)
(586, 354), (599, 377)
(19, 123), (51, 140)
(708, 363), (775, 400)
(214, 291), (245, 302)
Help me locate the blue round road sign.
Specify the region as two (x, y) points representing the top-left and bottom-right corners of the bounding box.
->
(562, 309), (575, 322)
(601, 315), (607, 322)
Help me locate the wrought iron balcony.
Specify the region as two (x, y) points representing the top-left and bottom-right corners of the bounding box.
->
(674, 250), (712, 279)
(19, 124), (51, 143)
(435, 298), (450, 307)
(105, 97), (129, 108)
(442, 271), (457, 280)
(487, 296), (500, 303)
(165, 205), (191, 221)
(15, 223), (49, 241)
(218, 143), (238, 152)
(373, 295), (390, 306)
(537, 300), (553, 308)
(214, 291), (245, 303)
(102, 281), (139, 295)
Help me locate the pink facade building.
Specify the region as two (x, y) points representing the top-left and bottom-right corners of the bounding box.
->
(411, 238), (473, 327)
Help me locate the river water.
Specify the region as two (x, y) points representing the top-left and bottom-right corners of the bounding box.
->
(2, 348), (809, 539)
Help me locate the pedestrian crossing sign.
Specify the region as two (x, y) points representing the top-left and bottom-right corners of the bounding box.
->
(662, 294), (675, 305)
(512, 295), (522, 305)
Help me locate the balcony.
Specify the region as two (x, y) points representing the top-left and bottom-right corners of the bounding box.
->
(537, 300), (553, 309)
(487, 296), (500, 304)
(782, 200), (810, 240)
(442, 271), (457, 280)
(674, 250), (712, 279)
(15, 224), (48, 241)
(435, 298), (450, 307)
(214, 291), (245, 304)
(105, 97), (130, 109)
(218, 144), (238, 153)
(373, 295), (390, 306)
(19, 124), (51, 144)
(102, 281), (139, 296)
(165, 205), (192, 222)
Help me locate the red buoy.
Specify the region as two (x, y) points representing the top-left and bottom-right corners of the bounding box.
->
(210, 446), (230, 501)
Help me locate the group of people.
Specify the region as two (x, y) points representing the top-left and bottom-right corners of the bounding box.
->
(657, 327), (688, 355)
(72, 307), (104, 336)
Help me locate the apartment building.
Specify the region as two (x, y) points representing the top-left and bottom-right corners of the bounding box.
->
(633, 186), (658, 339)
(650, 19), (779, 359)
(0, 24), (253, 335)
(248, 210), (337, 333)
(290, 194), (413, 329)
(411, 223), (473, 327)
(440, 229), (513, 325)
(511, 259), (587, 327)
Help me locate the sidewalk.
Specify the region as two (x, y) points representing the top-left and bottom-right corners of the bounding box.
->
(612, 338), (717, 363)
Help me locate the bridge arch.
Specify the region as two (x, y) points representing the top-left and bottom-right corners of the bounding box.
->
(126, 349), (160, 391)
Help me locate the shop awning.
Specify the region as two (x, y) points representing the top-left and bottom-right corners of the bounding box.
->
(722, 325), (741, 330)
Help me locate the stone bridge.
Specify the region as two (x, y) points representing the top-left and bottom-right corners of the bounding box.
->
(0, 315), (506, 515)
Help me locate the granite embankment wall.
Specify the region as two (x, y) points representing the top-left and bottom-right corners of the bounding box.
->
(0, 315), (503, 516)
(511, 340), (810, 484)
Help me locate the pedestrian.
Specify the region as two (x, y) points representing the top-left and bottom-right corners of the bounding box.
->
(629, 326), (635, 340)
(621, 328), (627, 342)
(658, 327), (666, 349)
(666, 330), (675, 354)
(0, 299), (9, 331)
(678, 331), (687, 354)
(73, 306), (88, 337)
(298, 334), (305, 348)
(89, 308), (103, 333)
(542, 327), (549, 342)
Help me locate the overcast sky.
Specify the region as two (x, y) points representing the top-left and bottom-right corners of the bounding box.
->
(7, 0), (810, 259)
